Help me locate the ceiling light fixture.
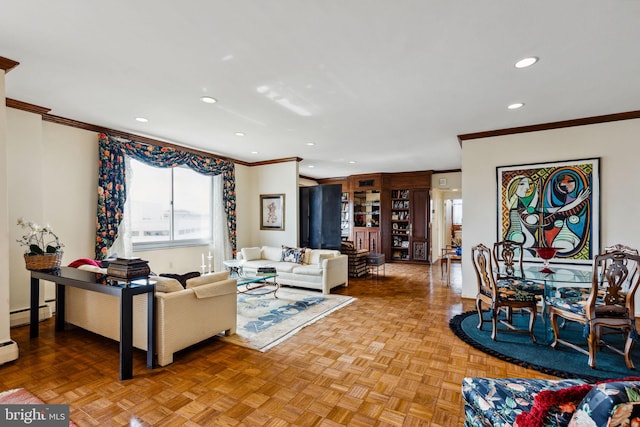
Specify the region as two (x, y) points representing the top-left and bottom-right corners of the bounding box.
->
(348, 161), (356, 164)
(308, 165), (315, 168)
(200, 96), (217, 104)
(508, 103), (524, 110)
(235, 132), (245, 137)
(515, 57), (538, 68)
(305, 142), (315, 146)
(135, 117), (148, 123)
(251, 151), (258, 154)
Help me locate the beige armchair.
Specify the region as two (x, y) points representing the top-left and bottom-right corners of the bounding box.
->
(65, 267), (237, 366)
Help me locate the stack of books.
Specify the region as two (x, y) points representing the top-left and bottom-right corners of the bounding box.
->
(257, 266), (276, 275)
(107, 257), (150, 282)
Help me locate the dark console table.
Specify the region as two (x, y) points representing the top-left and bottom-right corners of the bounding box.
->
(30, 266), (155, 380)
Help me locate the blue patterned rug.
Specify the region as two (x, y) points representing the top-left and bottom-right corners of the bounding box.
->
(221, 287), (355, 351)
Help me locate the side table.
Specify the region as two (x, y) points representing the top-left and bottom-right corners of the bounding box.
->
(367, 253), (385, 280)
(223, 259), (244, 278)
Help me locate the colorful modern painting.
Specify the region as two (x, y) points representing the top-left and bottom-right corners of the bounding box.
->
(497, 158), (600, 264)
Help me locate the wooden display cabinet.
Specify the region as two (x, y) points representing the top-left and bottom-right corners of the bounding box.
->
(351, 174), (382, 253)
(318, 171), (431, 261)
(385, 171), (432, 263)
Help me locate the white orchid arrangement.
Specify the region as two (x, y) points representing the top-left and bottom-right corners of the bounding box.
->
(16, 217), (64, 255)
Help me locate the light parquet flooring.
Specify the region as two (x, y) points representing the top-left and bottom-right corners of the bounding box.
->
(0, 263), (556, 426)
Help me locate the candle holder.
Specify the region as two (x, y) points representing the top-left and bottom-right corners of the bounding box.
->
(207, 255), (213, 274)
(532, 247), (560, 274)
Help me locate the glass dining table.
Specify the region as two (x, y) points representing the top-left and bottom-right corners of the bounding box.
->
(497, 265), (593, 344)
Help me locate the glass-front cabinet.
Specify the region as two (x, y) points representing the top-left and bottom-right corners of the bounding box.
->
(353, 190), (381, 252)
(353, 190), (380, 228)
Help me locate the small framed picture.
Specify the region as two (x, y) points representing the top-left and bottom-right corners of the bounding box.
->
(260, 194), (285, 230)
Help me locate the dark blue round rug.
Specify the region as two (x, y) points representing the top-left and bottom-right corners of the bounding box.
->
(449, 310), (640, 382)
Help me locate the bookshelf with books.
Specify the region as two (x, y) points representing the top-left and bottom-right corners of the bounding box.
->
(385, 171), (431, 264)
(390, 189), (411, 261)
(341, 191), (350, 239)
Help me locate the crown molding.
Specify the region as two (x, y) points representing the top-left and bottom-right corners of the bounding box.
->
(250, 157), (303, 166)
(0, 56), (19, 73)
(457, 110), (640, 143)
(6, 98), (51, 115)
(5, 98), (302, 167)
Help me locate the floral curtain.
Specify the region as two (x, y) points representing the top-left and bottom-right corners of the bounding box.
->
(96, 133), (236, 259)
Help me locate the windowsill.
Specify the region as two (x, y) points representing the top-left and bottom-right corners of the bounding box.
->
(133, 240), (211, 252)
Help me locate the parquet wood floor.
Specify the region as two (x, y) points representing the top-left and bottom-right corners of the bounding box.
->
(0, 263), (556, 426)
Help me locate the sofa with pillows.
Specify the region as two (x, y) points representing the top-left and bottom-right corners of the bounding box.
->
(66, 264), (237, 366)
(236, 245), (348, 294)
(462, 376), (640, 427)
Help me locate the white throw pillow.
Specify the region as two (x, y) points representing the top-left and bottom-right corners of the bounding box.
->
(262, 246), (282, 262)
(241, 247), (262, 261)
(309, 250), (335, 265)
(302, 249), (312, 265)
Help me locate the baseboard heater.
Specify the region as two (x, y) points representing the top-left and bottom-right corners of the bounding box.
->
(9, 303), (52, 328)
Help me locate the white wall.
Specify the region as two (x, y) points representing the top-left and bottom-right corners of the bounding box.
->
(461, 118), (640, 301)
(235, 161), (300, 250)
(7, 111), (98, 313)
(0, 69), (19, 363)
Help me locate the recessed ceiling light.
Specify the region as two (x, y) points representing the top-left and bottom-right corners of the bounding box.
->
(305, 142), (315, 146)
(200, 96), (217, 104)
(308, 165), (315, 168)
(251, 151), (258, 154)
(135, 117), (148, 123)
(515, 57), (538, 68)
(508, 103), (525, 110)
(348, 160), (357, 164)
(235, 132), (245, 137)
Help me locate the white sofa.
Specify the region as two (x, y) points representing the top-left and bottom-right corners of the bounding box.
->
(65, 267), (237, 366)
(236, 246), (348, 294)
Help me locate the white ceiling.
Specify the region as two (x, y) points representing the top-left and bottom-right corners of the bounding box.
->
(2, 1), (639, 179)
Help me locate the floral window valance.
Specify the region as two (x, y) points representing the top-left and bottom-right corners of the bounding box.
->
(96, 133), (236, 259)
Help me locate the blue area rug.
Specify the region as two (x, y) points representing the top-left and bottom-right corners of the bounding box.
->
(450, 310), (640, 382)
(221, 287), (355, 351)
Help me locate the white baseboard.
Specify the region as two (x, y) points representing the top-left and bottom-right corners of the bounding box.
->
(0, 340), (19, 365)
(10, 304), (52, 328)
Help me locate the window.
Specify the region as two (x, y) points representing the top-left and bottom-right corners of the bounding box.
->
(129, 158), (212, 249)
(452, 199), (463, 225)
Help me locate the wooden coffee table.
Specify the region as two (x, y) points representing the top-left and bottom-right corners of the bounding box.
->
(236, 273), (279, 298)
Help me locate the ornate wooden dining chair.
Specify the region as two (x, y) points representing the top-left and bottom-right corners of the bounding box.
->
(492, 240), (524, 278)
(553, 243), (639, 301)
(549, 249), (640, 369)
(472, 243), (539, 343)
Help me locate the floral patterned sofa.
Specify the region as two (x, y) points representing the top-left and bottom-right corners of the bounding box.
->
(462, 376), (640, 426)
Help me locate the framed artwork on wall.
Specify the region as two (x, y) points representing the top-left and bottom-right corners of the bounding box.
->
(260, 194), (285, 230)
(496, 157), (600, 265)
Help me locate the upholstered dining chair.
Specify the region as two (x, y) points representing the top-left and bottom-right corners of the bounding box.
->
(472, 243), (539, 343)
(492, 241), (545, 321)
(548, 249), (640, 369)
